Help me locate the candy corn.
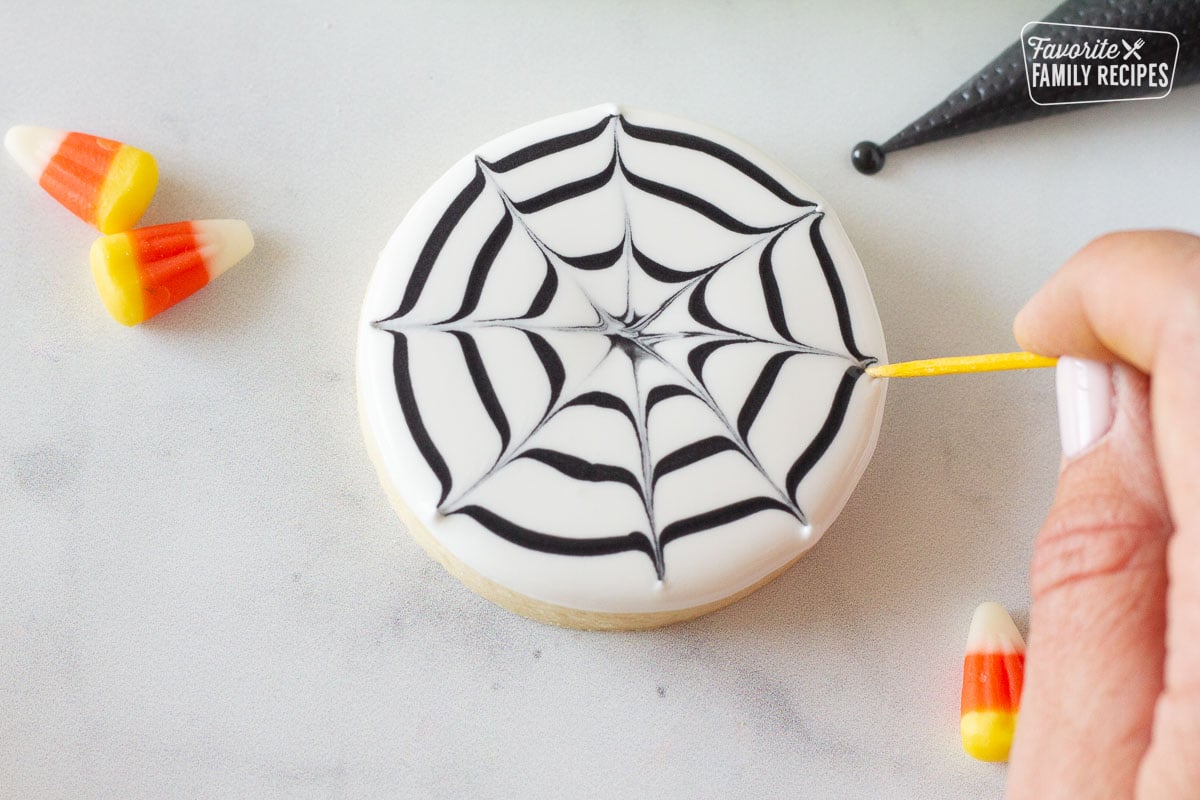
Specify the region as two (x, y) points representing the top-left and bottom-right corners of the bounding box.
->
(5, 125), (158, 233)
(90, 220), (253, 325)
(961, 601), (1026, 762)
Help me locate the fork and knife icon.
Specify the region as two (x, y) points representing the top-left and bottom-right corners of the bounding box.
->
(1121, 37), (1145, 60)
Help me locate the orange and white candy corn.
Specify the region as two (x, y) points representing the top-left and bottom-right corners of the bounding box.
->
(961, 601), (1025, 762)
(90, 220), (253, 325)
(5, 125), (158, 233)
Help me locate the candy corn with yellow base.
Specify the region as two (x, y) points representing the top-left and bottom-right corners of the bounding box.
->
(961, 601), (1025, 762)
(91, 220), (254, 325)
(5, 125), (158, 233)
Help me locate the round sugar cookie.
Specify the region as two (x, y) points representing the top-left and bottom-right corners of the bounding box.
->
(357, 105), (887, 629)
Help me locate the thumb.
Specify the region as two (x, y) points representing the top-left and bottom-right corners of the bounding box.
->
(1006, 359), (1172, 799)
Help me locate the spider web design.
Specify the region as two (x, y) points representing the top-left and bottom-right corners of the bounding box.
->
(373, 112), (878, 581)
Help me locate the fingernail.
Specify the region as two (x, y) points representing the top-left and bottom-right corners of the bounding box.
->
(1056, 357), (1114, 459)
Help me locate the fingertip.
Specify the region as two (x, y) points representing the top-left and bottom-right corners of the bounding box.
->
(1012, 276), (1072, 358)
(1012, 299), (1038, 352)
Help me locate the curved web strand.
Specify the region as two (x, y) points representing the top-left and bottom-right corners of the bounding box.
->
(617, 115), (817, 209)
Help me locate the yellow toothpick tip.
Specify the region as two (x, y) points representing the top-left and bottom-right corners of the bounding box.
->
(866, 351), (1058, 379)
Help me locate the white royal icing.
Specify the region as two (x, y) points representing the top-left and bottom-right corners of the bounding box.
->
(357, 105), (887, 614)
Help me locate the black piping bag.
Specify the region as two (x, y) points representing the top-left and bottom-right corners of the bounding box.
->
(852, 0), (1200, 174)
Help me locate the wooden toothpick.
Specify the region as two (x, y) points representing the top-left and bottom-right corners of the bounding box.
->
(866, 351), (1057, 379)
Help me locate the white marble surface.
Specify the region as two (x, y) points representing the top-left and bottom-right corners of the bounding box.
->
(1, 2), (1195, 798)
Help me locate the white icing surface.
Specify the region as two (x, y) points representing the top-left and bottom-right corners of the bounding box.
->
(357, 104), (887, 614)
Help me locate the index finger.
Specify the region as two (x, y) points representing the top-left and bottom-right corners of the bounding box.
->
(1014, 229), (1200, 525)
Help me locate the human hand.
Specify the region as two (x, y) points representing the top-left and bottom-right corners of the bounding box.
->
(1005, 230), (1200, 799)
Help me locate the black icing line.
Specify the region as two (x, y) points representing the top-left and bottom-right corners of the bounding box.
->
(383, 163), (487, 322)
(618, 116), (817, 208)
(758, 231), (797, 344)
(511, 151), (617, 215)
(481, 115), (615, 174)
(686, 270), (744, 338)
(521, 329), (566, 417)
(630, 240), (716, 284)
(784, 365), (864, 505)
(618, 156), (780, 236)
(659, 496), (794, 550)
(644, 384), (696, 416)
(389, 333), (454, 507)
(651, 436), (739, 488)
(561, 390), (639, 434)
(626, 351), (666, 579)
(449, 330), (512, 455)
(516, 253), (558, 320)
(735, 350), (793, 442)
(441, 208), (514, 324)
(686, 338), (740, 383)
(644, 330), (838, 361)
(452, 504), (657, 561)
(614, 137), (637, 320)
(810, 214), (866, 362)
(517, 449), (645, 503)
(558, 238), (626, 271)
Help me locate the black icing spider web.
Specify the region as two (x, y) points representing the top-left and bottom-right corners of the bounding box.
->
(374, 113), (876, 580)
